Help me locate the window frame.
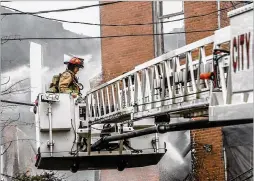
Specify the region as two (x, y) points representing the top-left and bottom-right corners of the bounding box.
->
(153, 1), (186, 56)
(158, 1), (184, 19)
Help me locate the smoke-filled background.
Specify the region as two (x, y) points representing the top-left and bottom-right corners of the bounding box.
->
(1, 2), (102, 180)
(0, 2), (191, 181)
(158, 124), (191, 181)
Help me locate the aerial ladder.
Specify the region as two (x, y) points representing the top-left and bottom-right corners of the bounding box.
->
(3, 4), (252, 173)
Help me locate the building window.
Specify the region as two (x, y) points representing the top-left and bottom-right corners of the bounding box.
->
(161, 1), (184, 16)
(153, 1), (186, 56)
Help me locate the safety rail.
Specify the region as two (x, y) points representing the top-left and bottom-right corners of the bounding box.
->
(85, 27), (231, 125)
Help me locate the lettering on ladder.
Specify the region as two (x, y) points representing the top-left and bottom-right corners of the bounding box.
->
(232, 32), (251, 72)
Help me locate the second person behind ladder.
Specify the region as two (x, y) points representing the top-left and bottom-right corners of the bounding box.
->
(59, 57), (84, 95)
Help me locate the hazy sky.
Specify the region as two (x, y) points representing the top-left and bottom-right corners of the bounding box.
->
(1, 1), (185, 35)
(1, 1), (102, 100)
(1, 1), (100, 36)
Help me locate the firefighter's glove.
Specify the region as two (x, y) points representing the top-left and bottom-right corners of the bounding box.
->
(71, 92), (79, 98)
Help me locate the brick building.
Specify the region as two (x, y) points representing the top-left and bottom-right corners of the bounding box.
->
(99, 1), (250, 181)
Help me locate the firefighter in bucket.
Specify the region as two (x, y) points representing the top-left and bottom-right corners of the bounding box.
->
(48, 57), (84, 96)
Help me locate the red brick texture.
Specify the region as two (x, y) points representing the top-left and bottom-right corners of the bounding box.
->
(184, 1), (218, 60)
(100, 2), (154, 82)
(99, 2), (159, 181)
(100, 166), (160, 181)
(220, 1), (232, 29)
(220, 2), (246, 29)
(184, 2), (246, 59)
(191, 128), (225, 181)
(184, 1), (218, 44)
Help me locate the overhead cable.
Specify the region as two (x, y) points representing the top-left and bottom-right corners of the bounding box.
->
(1, 1), (122, 15)
(1, 99), (35, 106)
(1, 3), (241, 27)
(1, 29), (217, 42)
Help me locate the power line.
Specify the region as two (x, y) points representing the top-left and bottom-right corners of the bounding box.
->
(1, 1), (122, 15)
(1, 29), (217, 41)
(1, 99), (35, 107)
(230, 1), (237, 9)
(1, 3), (241, 27)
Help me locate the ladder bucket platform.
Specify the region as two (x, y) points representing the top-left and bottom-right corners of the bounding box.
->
(35, 152), (165, 171)
(35, 93), (166, 172)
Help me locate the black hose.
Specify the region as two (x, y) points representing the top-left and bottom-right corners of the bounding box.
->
(1, 99), (35, 106)
(91, 118), (253, 150)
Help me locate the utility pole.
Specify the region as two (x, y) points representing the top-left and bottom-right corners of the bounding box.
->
(217, 0), (221, 29)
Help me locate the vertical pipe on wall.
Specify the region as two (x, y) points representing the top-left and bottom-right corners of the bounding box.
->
(152, 1), (163, 57)
(217, 0), (221, 29)
(48, 103), (53, 157)
(223, 147), (228, 180)
(152, 1), (159, 57)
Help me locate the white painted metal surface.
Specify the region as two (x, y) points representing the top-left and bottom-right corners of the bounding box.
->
(30, 42), (44, 154)
(209, 3), (253, 121)
(30, 42), (43, 102)
(38, 93), (73, 131)
(85, 31), (224, 124)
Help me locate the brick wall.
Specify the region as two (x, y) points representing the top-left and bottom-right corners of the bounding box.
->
(100, 2), (159, 181)
(191, 127), (225, 181)
(100, 167), (160, 181)
(220, 1), (231, 29)
(184, 1), (218, 60)
(100, 1), (154, 82)
(184, 2), (218, 44)
(220, 1), (246, 29)
(184, 1), (245, 58)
